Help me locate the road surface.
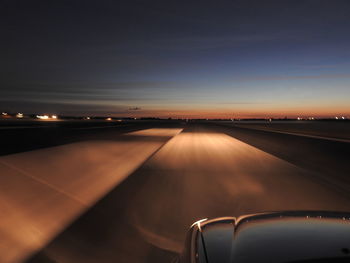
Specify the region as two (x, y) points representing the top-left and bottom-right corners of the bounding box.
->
(16, 123), (350, 263)
(0, 120), (187, 156)
(0, 126), (183, 263)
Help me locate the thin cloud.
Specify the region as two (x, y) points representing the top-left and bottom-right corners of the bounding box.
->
(219, 102), (269, 105)
(1, 81), (180, 103)
(234, 73), (350, 82)
(0, 100), (128, 115)
(119, 34), (295, 51)
(297, 62), (350, 70)
(128, 107), (142, 111)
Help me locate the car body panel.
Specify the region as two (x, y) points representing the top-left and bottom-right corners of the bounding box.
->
(180, 211), (350, 263)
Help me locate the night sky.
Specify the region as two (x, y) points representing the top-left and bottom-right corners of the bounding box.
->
(1, 0), (350, 118)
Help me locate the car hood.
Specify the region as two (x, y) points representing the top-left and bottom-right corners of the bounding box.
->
(196, 211), (350, 263)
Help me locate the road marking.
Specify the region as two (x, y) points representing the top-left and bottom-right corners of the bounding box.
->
(0, 160), (86, 205)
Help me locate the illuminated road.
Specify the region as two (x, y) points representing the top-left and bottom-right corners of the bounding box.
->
(24, 124), (350, 263)
(0, 128), (182, 263)
(0, 120), (180, 156)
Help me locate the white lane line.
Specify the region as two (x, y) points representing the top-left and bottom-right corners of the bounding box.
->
(235, 125), (350, 143)
(0, 160), (86, 205)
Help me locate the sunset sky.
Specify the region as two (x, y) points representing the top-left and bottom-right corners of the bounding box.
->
(1, 0), (350, 118)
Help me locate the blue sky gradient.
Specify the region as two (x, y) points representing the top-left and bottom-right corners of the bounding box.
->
(1, 0), (350, 117)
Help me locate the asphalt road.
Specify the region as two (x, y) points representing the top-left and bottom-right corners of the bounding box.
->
(0, 120), (184, 156)
(0, 125), (184, 263)
(232, 120), (350, 141)
(18, 123), (350, 263)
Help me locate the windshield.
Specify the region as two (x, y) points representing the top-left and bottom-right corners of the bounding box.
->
(1, 1), (350, 263)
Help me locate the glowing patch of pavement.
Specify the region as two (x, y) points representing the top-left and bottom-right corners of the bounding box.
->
(0, 128), (182, 263)
(127, 128), (183, 137)
(127, 132), (350, 254)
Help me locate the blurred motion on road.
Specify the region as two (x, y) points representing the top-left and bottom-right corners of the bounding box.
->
(0, 126), (182, 263)
(0, 121), (349, 263)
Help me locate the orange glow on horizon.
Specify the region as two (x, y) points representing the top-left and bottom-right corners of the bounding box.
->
(104, 107), (350, 119)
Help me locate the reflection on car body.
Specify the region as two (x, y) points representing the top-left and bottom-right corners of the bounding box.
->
(179, 211), (350, 263)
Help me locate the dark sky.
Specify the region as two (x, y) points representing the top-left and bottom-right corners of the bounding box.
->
(1, 0), (350, 118)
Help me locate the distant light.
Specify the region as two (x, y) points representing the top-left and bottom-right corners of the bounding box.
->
(117, 119), (122, 122)
(134, 117), (137, 120)
(2, 112), (8, 116)
(335, 117), (339, 120)
(51, 115), (57, 119)
(297, 117), (301, 120)
(86, 117), (90, 120)
(16, 113), (23, 118)
(36, 115), (49, 120)
(106, 117), (112, 121)
(342, 116), (345, 120)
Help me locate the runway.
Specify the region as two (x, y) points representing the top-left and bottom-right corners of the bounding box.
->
(18, 123), (350, 263)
